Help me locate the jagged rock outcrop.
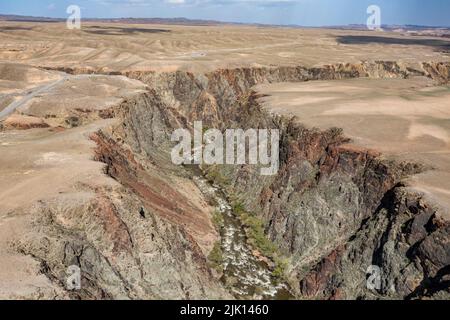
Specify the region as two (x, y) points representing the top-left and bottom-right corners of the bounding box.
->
(299, 186), (450, 300)
(14, 185), (227, 299)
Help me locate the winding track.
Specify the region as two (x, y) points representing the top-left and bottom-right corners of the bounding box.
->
(0, 76), (68, 120)
(0, 73), (119, 121)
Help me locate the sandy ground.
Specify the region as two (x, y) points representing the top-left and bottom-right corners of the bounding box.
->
(0, 120), (117, 298)
(256, 78), (450, 218)
(12, 75), (147, 121)
(0, 21), (449, 72)
(0, 62), (147, 122)
(0, 63), (62, 94)
(0, 63), (64, 118)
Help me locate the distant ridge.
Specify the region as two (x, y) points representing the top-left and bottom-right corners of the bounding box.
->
(1, 14), (450, 31)
(0, 14), (63, 23)
(0, 14), (242, 26)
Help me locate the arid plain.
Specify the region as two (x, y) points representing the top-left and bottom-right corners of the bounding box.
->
(1, 21), (449, 299)
(1, 21), (449, 72)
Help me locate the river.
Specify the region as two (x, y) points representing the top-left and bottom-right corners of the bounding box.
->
(193, 175), (293, 300)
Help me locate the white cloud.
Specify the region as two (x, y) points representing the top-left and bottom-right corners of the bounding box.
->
(165, 0), (186, 4)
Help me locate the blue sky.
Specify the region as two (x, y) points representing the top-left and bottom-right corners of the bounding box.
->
(0, 0), (449, 26)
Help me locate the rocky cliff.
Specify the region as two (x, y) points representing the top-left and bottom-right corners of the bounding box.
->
(117, 61), (450, 299)
(12, 61), (450, 299)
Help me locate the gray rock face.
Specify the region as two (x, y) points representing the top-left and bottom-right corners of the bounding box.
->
(15, 186), (228, 299)
(300, 187), (450, 299)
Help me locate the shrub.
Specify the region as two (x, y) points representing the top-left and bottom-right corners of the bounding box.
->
(211, 210), (224, 230)
(230, 200), (287, 280)
(272, 257), (289, 279)
(232, 201), (274, 256)
(208, 241), (224, 272)
(205, 166), (230, 186)
(231, 201), (246, 216)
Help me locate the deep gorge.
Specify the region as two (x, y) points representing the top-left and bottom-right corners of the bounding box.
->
(21, 61), (450, 299)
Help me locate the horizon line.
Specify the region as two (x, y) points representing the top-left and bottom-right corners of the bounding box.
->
(1, 13), (450, 29)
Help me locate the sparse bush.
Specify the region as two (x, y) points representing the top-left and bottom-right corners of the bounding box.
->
(231, 201), (246, 215)
(65, 116), (80, 128)
(272, 257), (289, 280)
(208, 241), (224, 272)
(211, 210), (224, 230)
(243, 215), (277, 258)
(231, 199), (286, 279)
(232, 201), (275, 256)
(205, 166), (230, 186)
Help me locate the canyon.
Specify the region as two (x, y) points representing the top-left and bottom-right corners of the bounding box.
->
(0, 21), (449, 300)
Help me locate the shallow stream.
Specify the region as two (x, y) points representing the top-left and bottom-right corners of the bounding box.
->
(194, 176), (293, 300)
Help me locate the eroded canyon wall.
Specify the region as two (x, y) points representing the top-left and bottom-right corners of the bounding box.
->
(13, 61), (450, 299)
(119, 61), (450, 299)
